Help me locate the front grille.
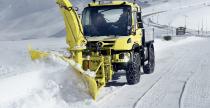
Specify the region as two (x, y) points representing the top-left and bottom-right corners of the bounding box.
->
(87, 41), (115, 49)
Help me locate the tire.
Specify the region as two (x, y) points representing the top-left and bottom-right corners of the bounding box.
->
(126, 52), (141, 85)
(143, 44), (155, 74)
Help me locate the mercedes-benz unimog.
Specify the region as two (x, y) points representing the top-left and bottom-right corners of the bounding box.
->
(28, 0), (155, 100)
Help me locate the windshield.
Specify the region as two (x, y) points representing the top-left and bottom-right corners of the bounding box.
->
(82, 6), (131, 36)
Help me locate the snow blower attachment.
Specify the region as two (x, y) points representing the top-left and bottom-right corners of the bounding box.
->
(28, 0), (155, 100)
(28, 0), (112, 100)
(28, 46), (98, 100)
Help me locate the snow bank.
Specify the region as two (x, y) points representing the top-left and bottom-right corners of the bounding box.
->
(0, 56), (96, 108)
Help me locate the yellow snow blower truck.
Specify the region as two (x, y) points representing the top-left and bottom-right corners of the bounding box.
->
(28, 0), (155, 100)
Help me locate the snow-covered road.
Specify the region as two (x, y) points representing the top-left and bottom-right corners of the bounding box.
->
(99, 37), (210, 108)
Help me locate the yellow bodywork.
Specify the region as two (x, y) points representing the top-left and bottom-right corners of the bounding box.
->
(28, 0), (144, 100)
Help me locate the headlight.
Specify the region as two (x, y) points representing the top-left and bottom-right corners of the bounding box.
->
(119, 53), (130, 62)
(124, 55), (130, 62)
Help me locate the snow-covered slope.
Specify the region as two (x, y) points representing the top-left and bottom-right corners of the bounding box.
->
(0, 0), (90, 41)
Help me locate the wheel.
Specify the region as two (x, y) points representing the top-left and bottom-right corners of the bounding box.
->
(126, 52), (141, 85)
(143, 44), (155, 74)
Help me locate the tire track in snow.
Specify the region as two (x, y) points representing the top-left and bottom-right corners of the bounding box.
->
(132, 42), (193, 108)
(166, 44), (205, 108)
(132, 49), (189, 108)
(133, 47), (189, 108)
(179, 72), (194, 108)
(178, 46), (207, 108)
(133, 41), (205, 108)
(133, 77), (162, 108)
(179, 53), (210, 108)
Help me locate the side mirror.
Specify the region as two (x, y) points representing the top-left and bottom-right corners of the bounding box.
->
(137, 12), (141, 22)
(137, 12), (144, 28)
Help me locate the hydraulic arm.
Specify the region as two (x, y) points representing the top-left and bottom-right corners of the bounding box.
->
(56, 0), (86, 64)
(56, 0), (100, 99)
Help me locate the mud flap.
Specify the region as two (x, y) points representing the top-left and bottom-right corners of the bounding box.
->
(28, 47), (99, 100)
